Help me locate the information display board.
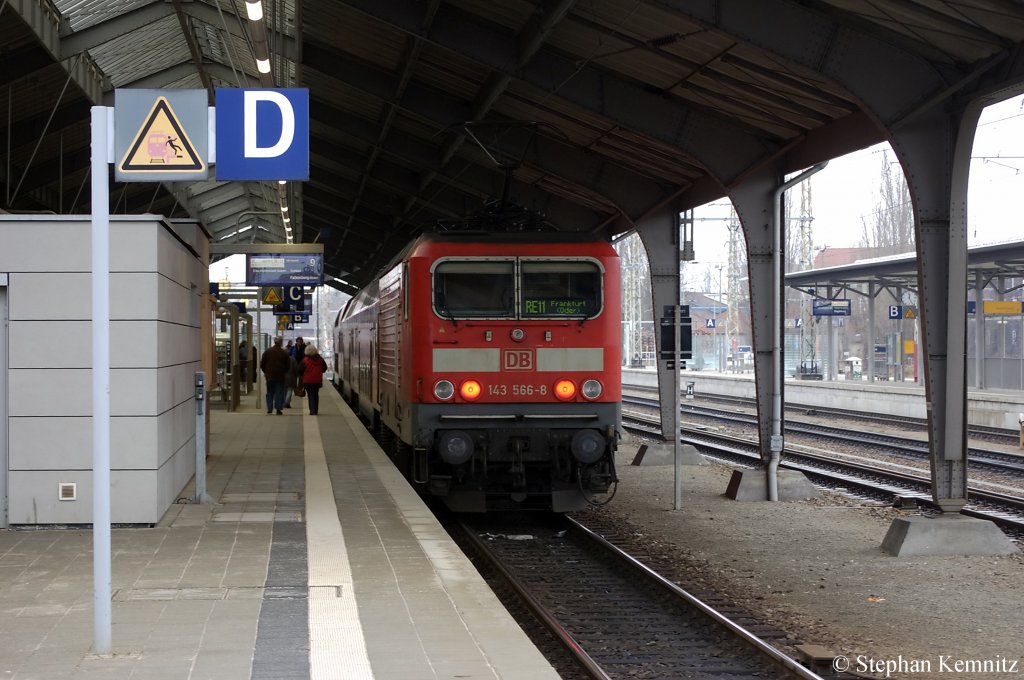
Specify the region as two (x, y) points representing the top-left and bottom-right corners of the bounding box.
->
(659, 305), (693, 361)
(812, 299), (851, 316)
(246, 253), (323, 286)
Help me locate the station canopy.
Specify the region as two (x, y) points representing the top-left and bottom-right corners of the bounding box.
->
(3, 0), (1024, 293)
(786, 240), (1024, 298)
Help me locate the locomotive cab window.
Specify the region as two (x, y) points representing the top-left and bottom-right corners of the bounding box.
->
(521, 261), (602, 319)
(434, 260), (515, 318)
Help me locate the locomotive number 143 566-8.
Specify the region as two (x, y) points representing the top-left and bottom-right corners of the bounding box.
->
(487, 383), (549, 397)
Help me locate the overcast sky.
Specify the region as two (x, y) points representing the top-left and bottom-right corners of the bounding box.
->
(689, 95), (1024, 271)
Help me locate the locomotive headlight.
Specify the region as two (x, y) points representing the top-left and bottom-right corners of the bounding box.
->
(510, 328), (526, 342)
(434, 379), (455, 400)
(571, 430), (606, 464)
(554, 379), (576, 400)
(581, 379), (602, 400)
(460, 379), (482, 400)
(438, 430), (474, 465)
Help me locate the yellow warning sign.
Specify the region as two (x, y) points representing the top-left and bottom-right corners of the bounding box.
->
(903, 307), (917, 319)
(118, 97), (205, 173)
(262, 287), (283, 305)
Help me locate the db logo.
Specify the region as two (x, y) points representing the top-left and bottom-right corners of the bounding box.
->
(503, 349), (534, 371)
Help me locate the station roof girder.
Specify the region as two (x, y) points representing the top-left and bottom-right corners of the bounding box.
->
(2, 0), (1024, 290)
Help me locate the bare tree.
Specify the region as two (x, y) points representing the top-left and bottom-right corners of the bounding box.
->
(860, 149), (914, 254)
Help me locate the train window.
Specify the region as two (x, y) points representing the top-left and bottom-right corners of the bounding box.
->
(520, 261), (601, 318)
(434, 260), (515, 318)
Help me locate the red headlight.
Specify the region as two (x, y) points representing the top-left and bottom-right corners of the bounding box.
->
(460, 379), (482, 400)
(554, 379), (576, 401)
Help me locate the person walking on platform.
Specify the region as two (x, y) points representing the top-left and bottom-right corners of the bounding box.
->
(238, 341), (248, 383)
(250, 343), (257, 384)
(260, 336), (291, 414)
(284, 352), (300, 409)
(299, 344), (328, 415)
(294, 337), (306, 362)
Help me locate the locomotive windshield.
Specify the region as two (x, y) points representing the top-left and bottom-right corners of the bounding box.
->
(520, 261), (601, 319)
(434, 261), (515, 318)
(433, 258), (602, 319)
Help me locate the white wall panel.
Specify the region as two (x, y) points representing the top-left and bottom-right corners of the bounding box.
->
(0, 220), (88, 272)
(8, 469), (160, 525)
(111, 222), (158, 271)
(9, 320), (91, 367)
(111, 273), (159, 317)
(9, 273), (90, 320)
(9, 368), (90, 416)
(9, 415), (164, 470)
(112, 320), (160, 368)
(111, 369), (159, 416)
(9, 417), (91, 469)
(4, 217), (207, 524)
(157, 439), (196, 513)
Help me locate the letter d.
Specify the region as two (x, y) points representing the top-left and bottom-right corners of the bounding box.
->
(244, 91), (295, 158)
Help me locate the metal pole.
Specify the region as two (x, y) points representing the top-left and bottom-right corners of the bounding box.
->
(673, 278), (683, 510)
(193, 371), (212, 503)
(90, 105), (112, 655)
(256, 299), (262, 408)
(974, 274), (985, 389)
(770, 162), (827, 502)
(867, 281), (876, 382)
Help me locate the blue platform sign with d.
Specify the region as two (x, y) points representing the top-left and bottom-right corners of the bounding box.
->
(215, 88), (308, 180)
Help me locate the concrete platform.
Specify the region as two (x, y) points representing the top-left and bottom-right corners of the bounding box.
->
(0, 387), (558, 679)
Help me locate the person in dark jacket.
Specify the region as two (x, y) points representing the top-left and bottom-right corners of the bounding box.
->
(238, 341), (248, 383)
(284, 353), (300, 408)
(260, 336), (291, 414)
(299, 344), (328, 415)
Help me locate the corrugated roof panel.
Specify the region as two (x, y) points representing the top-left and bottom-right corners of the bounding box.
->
(416, 44), (491, 104)
(716, 48), (854, 115)
(493, 89), (694, 186)
(53, 0), (153, 32)
(819, 0), (1024, 62)
(393, 112), (446, 141)
(306, 2), (406, 72)
(533, 173), (620, 215)
(89, 17), (191, 87)
(306, 71), (386, 121)
(447, 0), (533, 32)
(548, 5), (855, 139)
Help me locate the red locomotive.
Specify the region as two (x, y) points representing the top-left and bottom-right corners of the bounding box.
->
(334, 229), (621, 511)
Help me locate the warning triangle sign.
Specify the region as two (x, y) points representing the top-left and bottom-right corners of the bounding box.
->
(119, 97), (205, 173)
(262, 287), (283, 305)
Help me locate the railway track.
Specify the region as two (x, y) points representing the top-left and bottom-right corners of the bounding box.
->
(448, 512), (823, 680)
(622, 411), (1024, 534)
(624, 388), (1021, 448)
(640, 398), (1024, 476)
